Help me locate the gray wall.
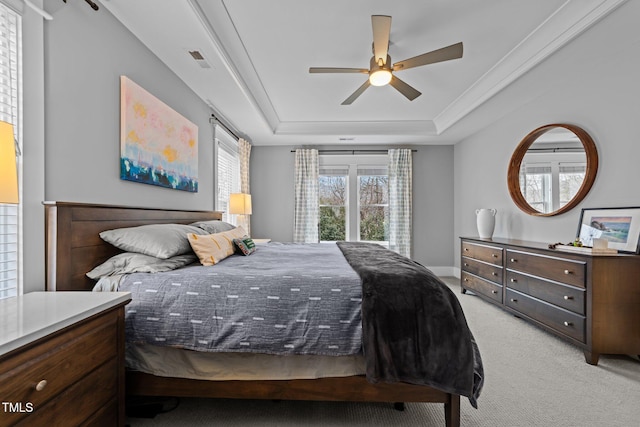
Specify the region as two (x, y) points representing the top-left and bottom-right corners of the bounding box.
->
(251, 144), (455, 272)
(453, 0), (640, 271)
(44, 4), (214, 211)
(21, 3), (215, 291)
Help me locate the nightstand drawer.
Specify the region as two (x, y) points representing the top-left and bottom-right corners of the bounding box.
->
(462, 256), (503, 284)
(15, 359), (118, 427)
(461, 241), (503, 265)
(0, 310), (118, 426)
(462, 272), (503, 303)
(506, 270), (585, 315)
(506, 249), (586, 288)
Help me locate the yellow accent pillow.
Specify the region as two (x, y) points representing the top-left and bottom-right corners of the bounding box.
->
(188, 226), (247, 266)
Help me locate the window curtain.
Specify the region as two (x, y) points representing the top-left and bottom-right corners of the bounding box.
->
(294, 149), (319, 243)
(238, 137), (251, 234)
(388, 149), (412, 257)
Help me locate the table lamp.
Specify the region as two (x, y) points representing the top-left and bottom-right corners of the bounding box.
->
(0, 121), (18, 204)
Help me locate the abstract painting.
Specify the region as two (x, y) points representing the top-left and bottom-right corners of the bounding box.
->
(120, 76), (198, 192)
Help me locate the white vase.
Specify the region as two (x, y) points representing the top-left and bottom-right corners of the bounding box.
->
(476, 209), (497, 239)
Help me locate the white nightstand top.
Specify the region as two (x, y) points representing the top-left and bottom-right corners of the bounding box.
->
(0, 291), (131, 357)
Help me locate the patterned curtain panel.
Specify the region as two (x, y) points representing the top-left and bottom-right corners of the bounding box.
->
(238, 138), (251, 234)
(388, 149), (412, 257)
(294, 149), (319, 243)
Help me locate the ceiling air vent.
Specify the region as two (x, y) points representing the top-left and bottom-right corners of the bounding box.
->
(189, 50), (211, 69)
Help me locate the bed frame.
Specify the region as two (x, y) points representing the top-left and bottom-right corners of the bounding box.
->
(44, 201), (461, 427)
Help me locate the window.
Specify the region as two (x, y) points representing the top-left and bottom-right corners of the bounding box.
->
(520, 158), (586, 214)
(215, 126), (240, 224)
(358, 168), (388, 242)
(319, 155), (388, 245)
(0, 4), (21, 300)
(519, 164), (552, 213)
(319, 168), (347, 241)
(559, 163), (586, 207)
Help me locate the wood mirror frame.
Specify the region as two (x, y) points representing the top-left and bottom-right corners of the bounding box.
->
(507, 123), (598, 217)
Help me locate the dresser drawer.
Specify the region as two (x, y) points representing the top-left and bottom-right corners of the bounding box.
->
(462, 256), (503, 284)
(506, 289), (585, 342)
(0, 311), (118, 426)
(505, 249), (586, 288)
(462, 272), (503, 303)
(506, 270), (585, 315)
(461, 241), (503, 265)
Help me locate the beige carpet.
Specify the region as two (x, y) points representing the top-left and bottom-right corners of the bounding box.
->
(127, 277), (640, 426)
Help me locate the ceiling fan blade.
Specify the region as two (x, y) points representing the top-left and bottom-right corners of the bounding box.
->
(309, 67), (369, 74)
(372, 15), (392, 65)
(341, 80), (371, 105)
(389, 75), (421, 101)
(393, 42), (463, 71)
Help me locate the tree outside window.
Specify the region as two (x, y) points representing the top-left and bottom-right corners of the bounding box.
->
(318, 156), (388, 244)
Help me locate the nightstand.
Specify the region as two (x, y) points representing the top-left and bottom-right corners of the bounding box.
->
(0, 291), (131, 426)
(252, 238), (271, 244)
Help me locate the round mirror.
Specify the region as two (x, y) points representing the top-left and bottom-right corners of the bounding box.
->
(508, 124), (598, 216)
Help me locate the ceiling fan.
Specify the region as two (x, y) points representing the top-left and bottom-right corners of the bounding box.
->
(309, 15), (463, 105)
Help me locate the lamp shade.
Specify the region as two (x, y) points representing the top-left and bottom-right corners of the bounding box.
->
(0, 121), (18, 204)
(229, 193), (252, 215)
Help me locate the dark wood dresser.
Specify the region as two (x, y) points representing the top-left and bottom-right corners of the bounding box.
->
(460, 237), (640, 365)
(0, 292), (131, 426)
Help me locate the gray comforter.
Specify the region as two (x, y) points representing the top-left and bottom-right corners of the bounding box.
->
(117, 241), (483, 407)
(118, 242), (363, 356)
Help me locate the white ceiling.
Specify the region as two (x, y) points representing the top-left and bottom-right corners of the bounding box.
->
(98, 0), (626, 146)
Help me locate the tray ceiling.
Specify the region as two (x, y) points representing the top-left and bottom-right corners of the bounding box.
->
(98, 0), (626, 145)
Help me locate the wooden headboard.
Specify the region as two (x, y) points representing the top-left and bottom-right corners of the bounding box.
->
(44, 201), (223, 292)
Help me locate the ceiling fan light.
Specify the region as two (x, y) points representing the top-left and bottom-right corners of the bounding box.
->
(369, 69), (392, 86)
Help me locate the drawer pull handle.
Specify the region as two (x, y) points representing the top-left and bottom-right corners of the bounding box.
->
(464, 278), (468, 282)
(35, 380), (47, 391)
(510, 278), (517, 283)
(563, 321), (573, 327)
(491, 290), (498, 294)
(510, 258), (517, 262)
(491, 272), (497, 276)
(563, 295), (573, 300)
(510, 298), (517, 302)
(564, 269), (572, 275)
(492, 254), (498, 258)
(464, 248), (469, 252)
(464, 263), (468, 267)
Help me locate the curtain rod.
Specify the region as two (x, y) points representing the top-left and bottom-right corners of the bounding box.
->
(290, 149), (417, 154)
(527, 147), (584, 153)
(210, 114), (240, 141)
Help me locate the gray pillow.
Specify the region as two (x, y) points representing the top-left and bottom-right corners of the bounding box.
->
(99, 223), (206, 259)
(87, 252), (197, 279)
(190, 220), (236, 234)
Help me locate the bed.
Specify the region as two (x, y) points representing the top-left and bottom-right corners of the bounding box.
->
(44, 201), (483, 427)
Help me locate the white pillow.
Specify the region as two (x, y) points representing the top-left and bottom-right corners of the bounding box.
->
(100, 223), (206, 259)
(86, 252), (197, 279)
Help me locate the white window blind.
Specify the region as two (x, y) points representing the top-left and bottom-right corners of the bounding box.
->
(0, 3), (21, 300)
(216, 126), (240, 224)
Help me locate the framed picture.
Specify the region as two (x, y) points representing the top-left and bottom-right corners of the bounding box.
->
(576, 207), (640, 253)
(120, 76), (198, 192)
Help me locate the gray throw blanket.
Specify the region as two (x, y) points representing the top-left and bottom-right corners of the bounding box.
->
(337, 242), (484, 408)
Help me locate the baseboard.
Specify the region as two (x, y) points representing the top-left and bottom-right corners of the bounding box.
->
(427, 266), (456, 277)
